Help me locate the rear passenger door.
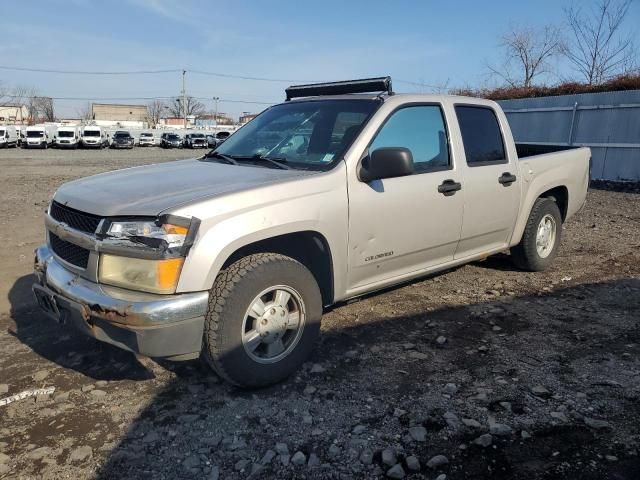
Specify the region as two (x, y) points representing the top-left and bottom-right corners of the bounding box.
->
(453, 105), (520, 259)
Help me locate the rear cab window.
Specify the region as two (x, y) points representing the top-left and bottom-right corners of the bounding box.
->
(454, 105), (507, 166)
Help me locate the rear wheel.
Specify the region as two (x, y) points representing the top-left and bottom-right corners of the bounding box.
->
(511, 197), (562, 271)
(202, 253), (322, 388)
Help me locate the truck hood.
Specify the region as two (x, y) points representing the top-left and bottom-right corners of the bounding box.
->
(54, 158), (316, 216)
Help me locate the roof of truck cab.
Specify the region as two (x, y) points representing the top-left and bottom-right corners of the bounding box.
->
(285, 93), (499, 108)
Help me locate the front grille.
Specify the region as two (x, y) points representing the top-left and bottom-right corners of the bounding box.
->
(49, 233), (90, 268)
(50, 201), (102, 234)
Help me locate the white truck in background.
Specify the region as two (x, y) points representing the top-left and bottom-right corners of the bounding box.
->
(80, 125), (108, 148)
(0, 125), (19, 148)
(25, 125), (56, 149)
(55, 126), (81, 149)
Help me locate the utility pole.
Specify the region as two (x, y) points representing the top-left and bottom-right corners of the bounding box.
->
(182, 70), (187, 129)
(212, 96), (219, 131)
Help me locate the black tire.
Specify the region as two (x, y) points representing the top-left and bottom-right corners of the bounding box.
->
(203, 253), (322, 388)
(511, 197), (562, 271)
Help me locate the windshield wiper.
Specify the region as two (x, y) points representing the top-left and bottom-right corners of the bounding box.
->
(203, 151), (239, 165)
(246, 154), (292, 170)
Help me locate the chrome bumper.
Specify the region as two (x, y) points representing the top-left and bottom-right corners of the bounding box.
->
(33, 245), (208, 360)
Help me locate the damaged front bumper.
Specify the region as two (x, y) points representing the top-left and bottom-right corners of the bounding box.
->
(32, 245), (208, 360)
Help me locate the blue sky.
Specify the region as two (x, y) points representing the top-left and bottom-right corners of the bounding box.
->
(1, 0), (638, 119)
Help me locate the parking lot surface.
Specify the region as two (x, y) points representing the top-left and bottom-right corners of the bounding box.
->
(0, 147), (638, 479)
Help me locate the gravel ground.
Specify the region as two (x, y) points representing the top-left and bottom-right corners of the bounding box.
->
(0, 147), (638, 480)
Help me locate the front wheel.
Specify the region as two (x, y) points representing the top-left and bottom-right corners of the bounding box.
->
(202, 253), (322, 388)
(511, 197), (562, 271)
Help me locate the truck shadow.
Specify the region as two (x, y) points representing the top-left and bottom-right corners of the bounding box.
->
(8, 274), (157, 381)
(86, 277), (639, 480)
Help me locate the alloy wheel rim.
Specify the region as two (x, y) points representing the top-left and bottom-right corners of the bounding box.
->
(536, 214), (557, 258)
(241, 285), (306, 364)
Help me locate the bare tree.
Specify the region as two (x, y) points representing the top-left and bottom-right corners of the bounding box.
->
(146, 99), (166, 127)
(167, 96), (205, 118)
(34, 96), (55, 122)
(76, 102), (94, 122)
(562, 0), (637, 84)
(488, 25), (562, 87)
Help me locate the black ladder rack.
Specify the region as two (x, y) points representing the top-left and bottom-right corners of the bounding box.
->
(285, 76), (393, 101)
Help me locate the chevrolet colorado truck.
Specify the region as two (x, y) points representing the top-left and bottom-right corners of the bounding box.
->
(33, 77), (590, 388)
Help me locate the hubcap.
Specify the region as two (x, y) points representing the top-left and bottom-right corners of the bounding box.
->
(241, 285), (305, 364)
(536, 214), (557, 258)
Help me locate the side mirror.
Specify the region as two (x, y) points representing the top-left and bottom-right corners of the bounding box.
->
(359, 147), (414, 182)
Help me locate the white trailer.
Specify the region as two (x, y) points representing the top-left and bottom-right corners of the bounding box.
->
(55, 126), (81, 149)
(25, 125), (56, 149)
(0, 125), (19, 148)
(81, 125), (108, 148)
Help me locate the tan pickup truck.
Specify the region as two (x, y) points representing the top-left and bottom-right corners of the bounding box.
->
(33, 77), (590, 387)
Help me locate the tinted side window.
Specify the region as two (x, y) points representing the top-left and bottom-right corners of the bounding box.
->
(370, 105), (449, 172)
(455, 106), (506, 165)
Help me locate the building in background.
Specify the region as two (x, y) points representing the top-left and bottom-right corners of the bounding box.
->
(0, 104), (29, 124)
(239, 112), (258, 124)
(89, 103), (149, 128)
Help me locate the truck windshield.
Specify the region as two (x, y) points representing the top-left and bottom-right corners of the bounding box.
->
(27, 131), (44, 138)
(0, 130), (4, 136)
(84, 130), (100, 137)
(168, 135), (180, 140)
(114, 132), (129, 138)
(214, 99), (379, 170)
(192, 134), (205, 138)
(58, 131), (74, 137)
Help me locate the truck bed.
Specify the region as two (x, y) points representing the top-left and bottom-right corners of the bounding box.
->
(516, 143), (579, 159)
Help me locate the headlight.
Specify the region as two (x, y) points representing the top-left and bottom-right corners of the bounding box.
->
(107, 221), (188, 249)
(98, 216), (200, 294)
(99, 255), (184, 294)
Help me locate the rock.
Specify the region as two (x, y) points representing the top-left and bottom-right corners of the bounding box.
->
(54, 392), (70, 403)
(308, 453), (320, 467)
(275, 442), (289, 455)
(0, 453), (9, 464)
(409, 426), (427, 442)
(33, 370), (49, 382)
(234, 458), (250, 471)
(492, 325), (502, 332)
(352, 424), (367, 435)
(291, 451), (307, 466)
(81, 384), (95, 393)
(584, 417), (611, 430)
(426, 455), (449, 469)
(303, 386), (317, 395)
(260, 450), (276, 464)
(280, 454), (290, 466)
(435, 475), (447, 480)
(27, 447), (51, 460)
(90, 389), (107, 398)
(521, 430), (531, 440)
(402, 343), (416, 350)
(605, 455), (618, 462)
(302, 414), (313, 424)
(328, 444), (341, 458)
(443, 383), (458, 395)
(550, 411), (569, 423)
(408, 351), (429, 360)
(436, 336), (447, 345)
(208, 466), (220, 480)
(70, 446), (92, 463)
(462, 418), (482, 428)
(393, 408), (408, 417)
(443, 411), (462, 430)
(405, 455), (420, 471)
(386, 464), (406, 479)
(382, 448), (397, 466)
(360, 449), (374, 465)
(142, 431), (160, 443)
(310, 364), (326, 374)
(531, 385), (551, 398)
(0, 465), (9, 475)
(473, 434), (493, 447)
(249, 463), (264, 477)
(0, 384), (8, 394)
(489, 423), (513, 436)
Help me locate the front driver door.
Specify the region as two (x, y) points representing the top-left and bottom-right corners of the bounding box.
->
(347, 104), (464, 293)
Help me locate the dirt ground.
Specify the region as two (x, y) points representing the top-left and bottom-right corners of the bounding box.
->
(0, 147), (638, 480)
